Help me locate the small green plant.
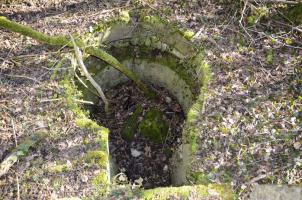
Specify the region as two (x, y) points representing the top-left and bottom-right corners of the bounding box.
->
(287, 3), (302, 25)
(52, 178), (64, 191)
(183, 30), (195, 40)
(120, 10), (131, 23)
(247, 6), (269, 25)
(92, 171), (108, 186)
(47, 163), (71, 173)
(284, 38), (293, 45)
(266, 48), (274, 65)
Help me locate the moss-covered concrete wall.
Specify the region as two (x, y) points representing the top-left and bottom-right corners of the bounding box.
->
(71, 12), (233, 199)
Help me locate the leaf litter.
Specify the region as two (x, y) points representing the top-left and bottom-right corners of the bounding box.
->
(89, 82), (185, 189)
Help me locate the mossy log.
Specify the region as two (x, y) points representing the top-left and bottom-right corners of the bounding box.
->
(0, 16), (151, 95)
(0, 130), (47, 177)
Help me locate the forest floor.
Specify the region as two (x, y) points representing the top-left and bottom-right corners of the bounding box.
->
(0, 0), (301, 199)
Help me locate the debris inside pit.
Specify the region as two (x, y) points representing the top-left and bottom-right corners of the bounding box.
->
(88, 81), (185, 189)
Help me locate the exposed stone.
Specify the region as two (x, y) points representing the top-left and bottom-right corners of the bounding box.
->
(250, 185), (302, 200)
(165, 96), (172, 104)
(80, 174), (88, 183)
(130, 148), (142, 158)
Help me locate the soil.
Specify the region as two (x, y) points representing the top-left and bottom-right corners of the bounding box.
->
(89, 81), (185, 189)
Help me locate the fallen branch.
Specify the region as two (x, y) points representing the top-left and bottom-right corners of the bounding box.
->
(39, 98), (94, 105)
(250, 0), (299, 4)
(70, 35), (109, 113)
(0, 16), (151, 96)
(273, 20), (302, 33)
(0, 130), (47, 177)
(1, 73), (42, 84)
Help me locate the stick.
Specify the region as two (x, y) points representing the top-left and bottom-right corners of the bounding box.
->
(16, 175), (20, 200)
(273, 20), (302, 33)
(39, 97), (94, 105)
(70, 35), (109, 113)
(250, 0), (299, 4)
(240, 0), (254, 40)
(1, 73), (42, 84)
(11, 119), (20, 200)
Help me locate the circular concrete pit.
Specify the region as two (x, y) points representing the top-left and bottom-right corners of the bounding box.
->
(73, 13), (234, 199)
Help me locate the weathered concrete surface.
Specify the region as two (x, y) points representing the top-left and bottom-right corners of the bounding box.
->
(93, 59), (194, 113)
(250, 185), (302, 200)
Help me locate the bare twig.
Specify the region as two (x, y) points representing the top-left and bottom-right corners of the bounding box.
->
(250, 0), (299, 4)
(39, 98), (62, 103)
(74, 99), (95, 105)
(9, 50), (65, 60)
(240, 0), (254, 41)
(39, 98), (94, 105)
(70, 35), (109, 113)
(273, 20), (302, 33)
(16, 175), (20, 200)
(1, 73), (42, 84)
(246, 27), (302, 49)
(74, 72), (88, 88)
(0, 16), (151, 95)
(11, 119), (20, 200)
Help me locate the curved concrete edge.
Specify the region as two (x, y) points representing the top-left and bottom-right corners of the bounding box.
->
(82, 55), (211, 187)
(171, 56), (211, 186)
(103, 184), (234, 200)
(140, 184), (234, 200)
(93, 59), (194, 114)
(100, 14), (196, 59)
(56, 184), (234, 200)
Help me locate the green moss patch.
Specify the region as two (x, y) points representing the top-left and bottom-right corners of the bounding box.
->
(84, 151), (108, 167)
(60, 78), (110, 189)
(287, 3), (302, 25)
(139, 108), (169, 144)
(140, 184), (234, 200)
(46, 163), (72, 174)
(121, 105), (143, 142)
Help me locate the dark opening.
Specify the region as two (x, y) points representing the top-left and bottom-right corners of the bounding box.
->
(88, 81), (185, 188)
